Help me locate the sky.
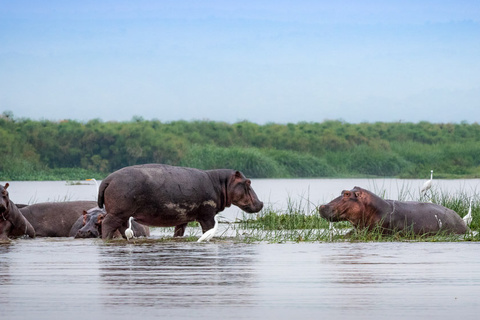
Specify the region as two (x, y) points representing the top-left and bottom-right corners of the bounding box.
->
(1, 0), (479, 124)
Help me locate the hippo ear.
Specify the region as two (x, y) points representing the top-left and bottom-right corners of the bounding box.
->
(234, 171), (243, 180)
(354, 192), (361, 197)
(4, 183), (9, 190)
(97, 213), (106, 224)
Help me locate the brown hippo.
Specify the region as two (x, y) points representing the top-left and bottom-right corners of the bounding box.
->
(0, 183), (36, 241)
(98, 164), (264, 239)
(71, 207), (150, 238)
(319, 186), (467, 235)
(18, 201), (97, 237)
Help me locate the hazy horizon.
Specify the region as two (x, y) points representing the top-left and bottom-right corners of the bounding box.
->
(1, 1), (479, 124)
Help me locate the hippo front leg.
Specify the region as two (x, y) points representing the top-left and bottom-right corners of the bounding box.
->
(197, 216), (215, 233)
(174, 223), (187, 237)
(0, 220), (12, 242)
(101, 214), (125, 240)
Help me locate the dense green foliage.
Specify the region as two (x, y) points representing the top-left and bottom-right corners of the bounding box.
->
(2, 112), (480, 180)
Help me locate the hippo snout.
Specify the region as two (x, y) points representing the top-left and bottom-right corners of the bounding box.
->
(318, 204), (335, 220)
(75, 229), (98, 239)
(243, 200), (264, 213)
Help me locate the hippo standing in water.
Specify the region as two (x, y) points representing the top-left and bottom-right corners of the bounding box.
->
(71, 207), (150, 238)
(0, 183), (36, 241)
(18, 201), (97, 237)
(319, 186), (467, 235)
(97, 164), (264, 239)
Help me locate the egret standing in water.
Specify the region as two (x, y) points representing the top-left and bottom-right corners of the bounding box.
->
(420, 170), (433, 196)
(463, 198), (473, 227)
(197, 215), (220, 242)
(125, 216), (134, 240)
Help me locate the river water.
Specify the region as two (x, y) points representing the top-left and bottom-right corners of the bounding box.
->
(1, 179), (480, 319)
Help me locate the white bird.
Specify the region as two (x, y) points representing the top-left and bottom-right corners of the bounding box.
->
(86, 178), (99, 198)
(125, 216), (135, 240)
(420, 170), (433, 195)
(463, 198), (473, 226)
(197, 215), (220, 242)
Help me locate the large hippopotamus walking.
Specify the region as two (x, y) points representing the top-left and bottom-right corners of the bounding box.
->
(0, 183), (36, 241)
(72, 207), (150, 238)
(97, 164), (264, 239)
(19, 201), (97, 237)
(319, 186), (467, 235)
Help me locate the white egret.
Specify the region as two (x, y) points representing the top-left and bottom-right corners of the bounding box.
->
(125, 216), (135, 240)
(463, 198), (473, 226)
(86, 178), (99, 198)
(197, 215), (220, 242)
(420, 170), (433, 195)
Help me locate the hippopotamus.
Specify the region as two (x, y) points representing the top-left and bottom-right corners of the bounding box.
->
(0, 183), (36, 241)
(319, 186), (467, 235)
(19, 201), (97, 237)
(72, 207), (150, 238)
(97, 164), (264, 239)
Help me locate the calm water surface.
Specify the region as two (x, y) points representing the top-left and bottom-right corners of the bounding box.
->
(1, 240), (479, 319)
(1, 179), (480, 319)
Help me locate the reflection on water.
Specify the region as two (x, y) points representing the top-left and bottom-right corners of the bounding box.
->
(1, 239), (479, 319)
(98, 242), (257, 309)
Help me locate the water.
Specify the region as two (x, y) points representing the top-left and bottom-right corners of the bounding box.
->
(1, 179), (480, 319)
(1, 240), (479, 319)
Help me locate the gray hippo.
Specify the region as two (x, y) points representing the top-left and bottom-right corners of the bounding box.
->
(19, 201), (97, 237)
(319, 186), (467, 235)
(0, 183), (36, 241)
(71, 207), (150, 238)
(97, 164), (264, 239)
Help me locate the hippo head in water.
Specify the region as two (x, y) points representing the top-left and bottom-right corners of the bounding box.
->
(318, 187), (371, 224)
(225, 171), (264, 213)
(74, 207), (106, 238)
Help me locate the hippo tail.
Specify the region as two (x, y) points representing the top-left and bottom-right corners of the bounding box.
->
(97, 178), (110, 209)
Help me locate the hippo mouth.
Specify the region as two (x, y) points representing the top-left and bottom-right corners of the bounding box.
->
(239, 201), (264, 213)
(318, 205), (344, 222)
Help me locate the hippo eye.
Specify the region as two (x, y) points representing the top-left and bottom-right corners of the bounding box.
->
(343, 192), (351, 198)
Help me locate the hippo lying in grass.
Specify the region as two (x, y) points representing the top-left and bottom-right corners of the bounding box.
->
(0, 183), (36, 241)
(18, 201), (98, 237)
(319, 186), (467, 235)
(71, 207), (150, 239)
(98, 164), (264, 239)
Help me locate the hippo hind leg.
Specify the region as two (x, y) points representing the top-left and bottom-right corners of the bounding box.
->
(174, 223), (187, 237)
(102, 214), (126, 240)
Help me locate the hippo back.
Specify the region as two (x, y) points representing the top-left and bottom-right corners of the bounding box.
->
(20, 201), (97, 237)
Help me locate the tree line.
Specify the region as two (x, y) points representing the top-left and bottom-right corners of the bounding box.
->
(1, 112), (480, 180)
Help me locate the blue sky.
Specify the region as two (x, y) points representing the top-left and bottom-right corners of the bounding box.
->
(1, 0), (479, 124)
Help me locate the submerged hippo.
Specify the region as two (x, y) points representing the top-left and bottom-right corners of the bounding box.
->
(72, 207), (150, 238)
(0, 183), (36, 241)
(19, 201), (97, 237)
(319, 186), (467, 235)
(98, 164), (264, 239)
